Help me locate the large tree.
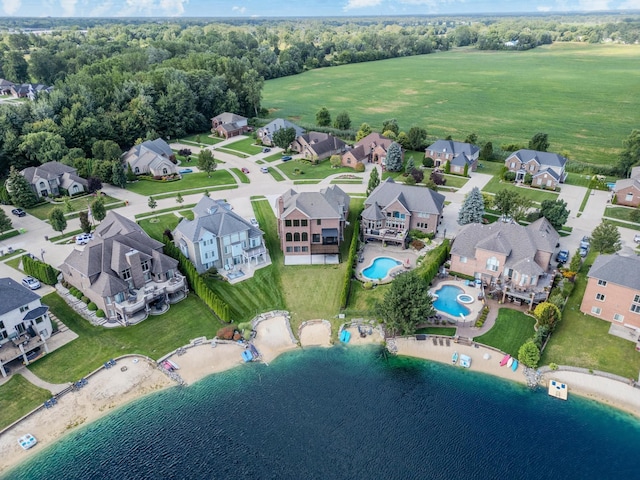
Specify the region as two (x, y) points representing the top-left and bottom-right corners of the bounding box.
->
(458, 187), (485, 225)
(493, 189), (519, 219)
(111, 162), (127, 189)
(333, 111), (351, 130)
(79, 211), (91, 233)
(529, 132), (549, 152)
(590, 221), (621, 254)
(382, 119), (399, 136)
(367, 167), (380, 196)
(0, 209), (12, 236)
(7, 166), (38, 208)
(616, 129), (640, 177)
(90, 197), (106, 223)
(385, 142), (403, 172)
(375, 271), (435, 337)
(533, 302), (562, 332)
(407, 126), (427, 151)
(3, 51), (29, 83)
(518, 341), (541, 368)
(539, 199), (570, 231)
(19, 132), (69, 164)
(355, 123), (372, 142)
(49, 207), (67, 235)
(198, 149), (217, 177)
(315, 107), (331, 127)
(92, 140), (122, 161)
(272, 127), (296, 151)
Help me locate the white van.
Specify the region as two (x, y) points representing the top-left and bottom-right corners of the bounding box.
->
(260, 166), (269, 173)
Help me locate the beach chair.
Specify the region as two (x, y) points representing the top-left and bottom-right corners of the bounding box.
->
(446, 339), (450, 346)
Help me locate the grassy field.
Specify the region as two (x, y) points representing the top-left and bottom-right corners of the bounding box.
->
(126, 171), (236, 195)
(263, 43), (640, 166)
(541, 252), (640, 378)
(267, 168), (285, 182)
(215, 147), (250, 158)
(474, 308), (536, 357)
(415, 327), (457, 336)
(138, 214), (181, 241)
(28, 293), (224, 384)
(277, 159), (354, 180)
(230, 168), (250, 183)
(223, 137), (264, 155)
(27, 194), (120, 220)
(604, 206), (639, 223)
(177, 133), (224, 145)
(482, 176), (559, 203)
(0, 375), (52, 430)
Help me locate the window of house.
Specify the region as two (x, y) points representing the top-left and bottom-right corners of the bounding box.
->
(115, 292), (125, 303)
(122, 269), (131, 280)
(536, 178), (542, 185)
(460, 256), (467, 263)
(613, 313), (624, 322)
(302, 232), (308, 242)
(312, 234), (320, 243)
(301, 219), (308, 227)
(591, 306), (601, 315)
(286, 233), (292, 242)
(635, 294), (640, 303)
(302, 246), (308, 252)
(596, 293), (605, 301)
(163, 168), (168, 174)
(20, 305), (29, 313)
(285, 220), (292, 227)
(631, 298), (640, 313)
(626, 193), (634, 202)
(293, 220), (300, 227)
(141, 260), (149, 272)
(529, 165), (535, 171)
(486, 257), (499, 272)
(546, 180), (552, 187)
(597, 279), (607, 286)
(286, 247), (292, 252)
(317, 219), (321, 225)
(510, 162), (515, 168)
(294, 246), (300, 252)
(294, 232), (300, 242)
(135, 167), (140, 174)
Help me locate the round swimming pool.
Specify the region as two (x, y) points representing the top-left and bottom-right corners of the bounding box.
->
(362, 257), (402, 280)
(432, 285), (471, 318)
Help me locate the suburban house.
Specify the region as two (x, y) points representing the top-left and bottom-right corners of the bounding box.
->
(425, 140), (480, 173)
(122, 138), (177, 177)
(0, 78), (14, 95)
(211, 112), (249, 138)
(60, 211), (188, 326)
(0, 277), (53, 377)
(20, 161), (88, 199)
(173, 197), (268, 275)
(361, 178), (445, 247)
(613, 166), (640, 207)
(504, 149), (568, 189)
(276, 185), (350, 265)
(290, 132), (348, 163)
(257, 118), (305, 146)
(450, 217), (559, 308)
(9, 83), (53, 100)
(581, 254), (640, 331)
(341, 133), (394, 169)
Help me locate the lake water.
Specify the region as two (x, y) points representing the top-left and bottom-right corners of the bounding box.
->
(5, 346), (639, 480)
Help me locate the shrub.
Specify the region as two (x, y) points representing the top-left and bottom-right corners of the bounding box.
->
(340, 219), (360, 309)
(363, 282), (373, 290)
(87, 302), (97, 311)
(354, 162), (365, 172)
(410, 239), (425, 250)
(422, 157), (434, 168)
(503, 171), (517, 182)
(549, 362), (559, 370)
(548, 293), (565, 309)
(404, 175), (416, 185)
(217, 325), (236, 340)
(95, 309), (105, 318)
(81, 296), (89, 304)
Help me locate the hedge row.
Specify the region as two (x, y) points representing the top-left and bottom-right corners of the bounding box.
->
(340, 219), (360, 309)
(416, 239), (450, 285)
(163, 241), (231, 322)
(22, 255), (59, 285)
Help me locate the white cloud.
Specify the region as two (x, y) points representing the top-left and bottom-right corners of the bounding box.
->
(232, 6), (246, 14)
(60, 0), (78, 16)
(2, 0), (21, 15)
(537, 5), (553, 11)
(344, 0), (383, 9)
(160, 0), (187, 16)
(619, 0), (640, 8)
(118, 0), (187, 16)
(578, 0), (611, 9)
(90, 1), (114, 16)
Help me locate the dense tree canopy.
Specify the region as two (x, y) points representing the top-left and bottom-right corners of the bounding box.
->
(539, 199), (570, 231)
(528, 132), (549, 152)
(590, 221), (622, 254)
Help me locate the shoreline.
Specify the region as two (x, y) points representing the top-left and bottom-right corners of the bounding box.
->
(2, 321), (639, 474)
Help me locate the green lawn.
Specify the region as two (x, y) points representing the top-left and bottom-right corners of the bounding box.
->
(179, 209), (195, 220)
(474, 308), (536, 357)
(541, 252), (640, 378)
(223, 137), (264, 155)
(268, 168), (285, 182)
(482, 176), (559, 203)
(138, 214), (181, 241)
(263, 43), (640, 167)
(135, 203), (196, 220)
(476, 161), (506, 176)
(27, 195), (120, 221)
(230, 168), (250, 183)
(178, 133), (224, 145)
(264, 153), (286, 163)
(153, 185), (238, 200)
(343, 281), (389, 318)
(0, 375), (52, 430)
(604, 206), (639, 223)
(415, 327), (457, 336)
(277, 159), (354, 180)
(126, 170), (236, 195)
(28, 292), (224, 384)
(294, 180), (321, 185)
(215, 147), (250, 158)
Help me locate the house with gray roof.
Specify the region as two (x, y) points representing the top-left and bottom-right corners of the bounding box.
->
(276, 185), (350, 265)
(450, 217), (559, 308)
(581, 254), (640, 330)
(361, 178), (445, 246)
(257, 118), (305, 146)
(172, 197), (268, 276)
(341, 133), (394, 170)
(425, 140), (480, 174)
(211, 112), (249, 139)
(60, 211), (188, 326)
(505, 149), (568, 190)
(122, 138), (177, 177)
(613, 166), (640, 208)
(0, 277), (53, 377)
(20, 161), (88, 200)
(290, 132), (348, 163)
(0, 78), (14, 95)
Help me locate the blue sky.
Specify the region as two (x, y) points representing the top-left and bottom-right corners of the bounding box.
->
(2, 1), (639, 18)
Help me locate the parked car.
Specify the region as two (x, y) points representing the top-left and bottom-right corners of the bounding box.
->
(260, 166), (269, 173)
(281, 156), (292, 161)
(22, 276), (41, 290)
(556, 249), (569, 264)
(11, 208), (26, 217)
(26, 347), (41, 361)
(178, 168), (193, 174)
(262, 148), (271, 153)
(250, 218), (259, 227)
(579, 245), (589, 257)
(580, 236), (590, 249)
(75, 233), (93, 245)
(634, 234), (640, 244)
(241, 167), (250, 174)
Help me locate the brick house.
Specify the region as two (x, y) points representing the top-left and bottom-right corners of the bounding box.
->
(580, 254), (640, 330)
(290, 132), (347, 163)
(276, 185), (350, 265)
(122, 138), (177, 177)
(361, 178), (445, 247)
(211, 112), (249, 139)
(613, 166), (640, 207)
(450, 217), (559, 307)
(257, 118), (305, 146)
(504, 149), (567, 190)
(20, 161), (88, 199)
(425, 140), (480, 173)
(341, 133), (393, 169)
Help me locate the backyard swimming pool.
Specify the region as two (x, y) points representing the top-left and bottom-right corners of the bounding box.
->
(432, 285), (471, 318)
(362, 257), (402, 280)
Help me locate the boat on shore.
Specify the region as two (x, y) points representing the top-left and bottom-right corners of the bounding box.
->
(459, 354), (472, 368)
(18, 434), (37, 450)
(507, 357), (514, 368)
(452, 351), (459, 365)
(500, 354), (511, 366)
(511, 359), (519, 372)
(166, 359), (180, 370)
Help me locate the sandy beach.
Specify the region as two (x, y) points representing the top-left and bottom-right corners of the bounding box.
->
(299, 321), (332, 347)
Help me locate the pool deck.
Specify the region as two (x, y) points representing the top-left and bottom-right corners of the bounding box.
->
(356, 244), (420, 284)
(429, 279), (484, 327)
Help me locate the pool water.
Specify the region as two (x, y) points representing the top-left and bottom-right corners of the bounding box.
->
(433, 285), (471, 318)
(362, 257), (402, 280)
